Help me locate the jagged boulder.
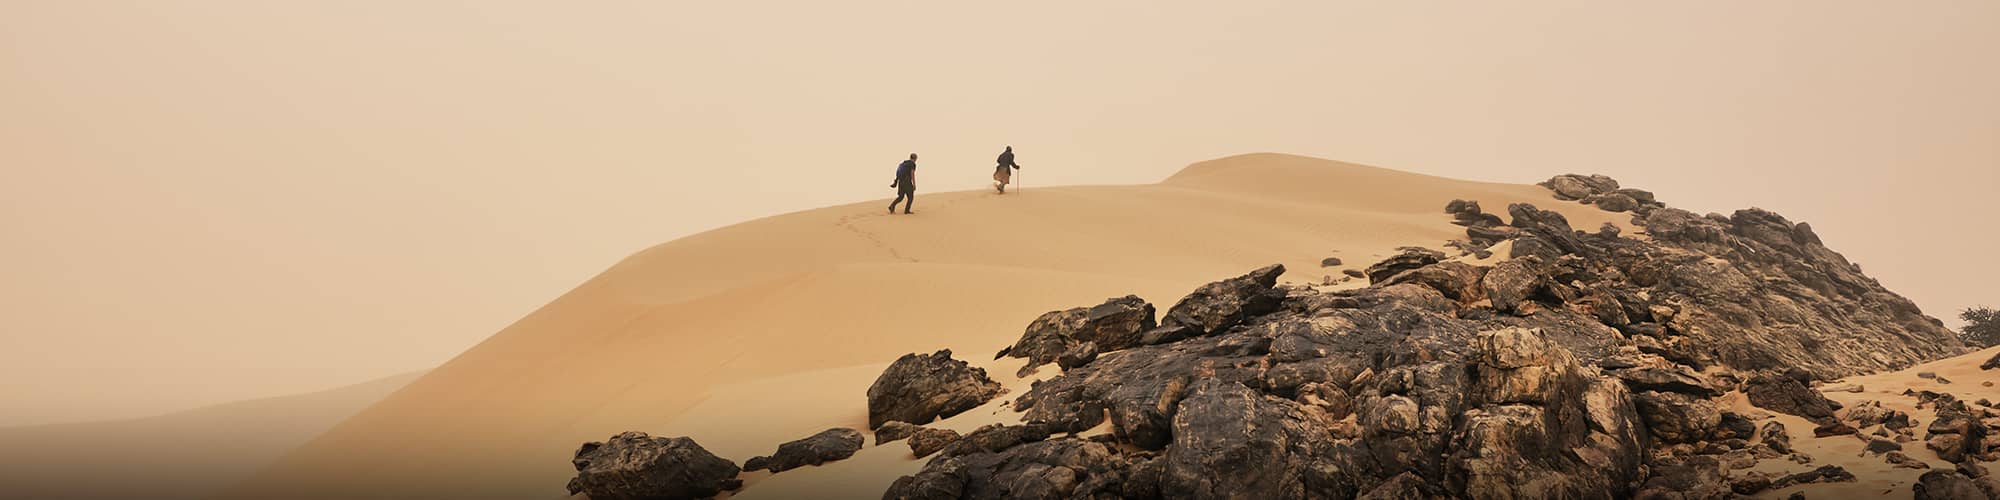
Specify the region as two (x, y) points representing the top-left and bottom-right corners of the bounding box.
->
(907, 427), (962, 458)
(1632, 391), (1721, 444)
(936, 423), (1055, 459)
(1914, 470), (1986, 500)
(1540, 174), (1621, 201)
(1772, 465), (1856, 489)
(1365, 248), (1444, 284)
(1586, 192), (1640, 213)
(1382, 261), (1487, 304)
(566, 432), (741, 500)
(1612, 364), (1720, 397)
(1158, 379), (1314, 498)
(1743, 374), (1839, 424)
(1002, 296), (1156, 371)
(742, 428), (864, 473)
(1056, 341), (1098, 370)
(1481, 257), (1547, 313)
(883, 438), (1139, 500)
(1925, 400), (1991, 463)
(1844, 400), (1914, 430)
(1635, 455), (1730, 499)
(1760, 421), (1793, 454)
(1984, 351), (1999, 370)
(868, 349), (1003, 429)
(875, 421), (919, 445)
(1159, 264), (1286, 336)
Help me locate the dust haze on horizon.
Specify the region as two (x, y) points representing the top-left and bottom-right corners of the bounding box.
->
(2, 1), (1995, 426)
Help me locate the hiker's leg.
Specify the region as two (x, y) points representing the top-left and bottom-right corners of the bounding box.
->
(904, 191), (914, 213)
(889, 193), (903, 212)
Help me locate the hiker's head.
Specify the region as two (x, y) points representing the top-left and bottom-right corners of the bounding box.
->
(910, 153), (918, 160)
(1005, 146), (1012, 151)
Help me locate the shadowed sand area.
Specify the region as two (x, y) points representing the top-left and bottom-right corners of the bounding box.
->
(0, 371), (420, 500)
(219, 154), (1653, 499)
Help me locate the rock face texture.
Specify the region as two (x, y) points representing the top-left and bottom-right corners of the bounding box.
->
(1159, 264), (1287, 336)
(867, 349), (1004, 429)
(566, 432), (741, 500)
(880, 174), (1971, 499)
(743, 427), (865, 473)
(1001, 296), (1156, 373)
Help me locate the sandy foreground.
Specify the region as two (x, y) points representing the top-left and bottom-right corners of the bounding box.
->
(217, 154), (1700, 499)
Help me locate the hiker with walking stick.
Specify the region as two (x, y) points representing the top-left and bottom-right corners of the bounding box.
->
(993, 146), (1023, 194)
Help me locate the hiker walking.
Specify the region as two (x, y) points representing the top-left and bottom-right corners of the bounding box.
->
(993, 146), (1023, 194)
(889, 153), (918, 214)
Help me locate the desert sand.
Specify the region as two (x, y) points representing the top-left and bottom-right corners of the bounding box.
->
(0, 371), (420, 500)
(1744, 345), (2000, 498)
(223, 154), (1638, 499)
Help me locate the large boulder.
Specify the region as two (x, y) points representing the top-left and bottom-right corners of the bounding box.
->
(1983, 351), (1999, 370)
(883, 438), (1138, 500)
(1481, 257), (1547, 313)
(1611, 364), (1720, 397)
(1539, 174), (1621, 201)
(566, 432), (741, 500)
(867, 349), (1004, 429)
(1632, 391), (1722, 444)
(1913, 470), (1987, 500)
(742, 428), (864, 473)
(1365, 248), (1444, 285)
(1003, 296), (1156, 370)
(1743, 374), (1839, 424)
(1158, 379), (1307, 499)
(1585, 193), (1640, 213)
(908, 427), (963, 458)
(1159, 264), (1287, 336)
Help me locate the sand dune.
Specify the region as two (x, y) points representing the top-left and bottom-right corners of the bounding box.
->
(221, 154), (1640, 499)
(0, 371), (420, 500)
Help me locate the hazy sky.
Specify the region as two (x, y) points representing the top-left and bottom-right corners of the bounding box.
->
(3, 0), (1994, 425)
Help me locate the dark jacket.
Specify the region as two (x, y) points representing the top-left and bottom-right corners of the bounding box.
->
(893, 160), (917, 189)
(997, 150), (1017, 168)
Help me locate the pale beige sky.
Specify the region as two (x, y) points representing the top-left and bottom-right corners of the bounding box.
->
(2, 0), (1994, 425)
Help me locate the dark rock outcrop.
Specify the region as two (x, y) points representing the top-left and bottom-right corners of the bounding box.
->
(907, 427), (963, 459)
(876, 174), (1969, 499)
(1002, 296), (1156, 372)
(1364, 248), (1444, 284)
(567, 432), (741, 500)
(1984, 351), (1999, 370)
(1914, 470), (1986, 500)
(1159, 264), (1286, 336)
(868, 350), (1003, 429)
(1761, 421), (1794, 454)
(1743, 374), (1840, 424)
(1924, 399), (1993, 463)
(743, 428), (864, 473)
(875, 421), (919, 445)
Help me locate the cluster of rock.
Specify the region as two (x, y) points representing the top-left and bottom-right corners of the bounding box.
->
(1538, 174), (1666, 215)
(879, 174), (1976, 499)
(565, 348), (1010, 500)
(561, 174), (1983, 499)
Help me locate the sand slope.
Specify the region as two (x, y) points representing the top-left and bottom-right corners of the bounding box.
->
(0, 371), (421, 500)
(223, 154), (1635, 499)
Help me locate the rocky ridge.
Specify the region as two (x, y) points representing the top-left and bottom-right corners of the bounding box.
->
(880, 174), (1979, 499)
(563, 173), (1985, 499)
